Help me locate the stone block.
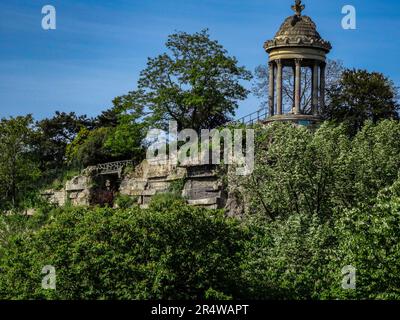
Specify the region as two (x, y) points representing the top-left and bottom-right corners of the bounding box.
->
(66, 175), (90, 191)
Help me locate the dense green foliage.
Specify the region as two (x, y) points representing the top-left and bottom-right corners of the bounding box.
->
(103, 98), (145, 162)
(114, 194), (138, 209)
(325, 69), (399, 134)
(329, 181), (400, 299)
(0, 200), (246, 300)
(235, 120), (400, 300)
(34, 111), (93, 171)
(66, 127), (114, 167)
(66, 94), (146, 167)
(240, 120), (400, 220)
(0, 116), (41, 210)
(2, 121), (400, 300)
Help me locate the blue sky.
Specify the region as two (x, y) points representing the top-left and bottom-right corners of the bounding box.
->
(0, 0), (399, 120)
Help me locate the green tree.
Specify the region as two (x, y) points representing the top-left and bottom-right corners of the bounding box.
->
(234, 122), (352, 220)
(104, 94), (146, 162)
(35, 111), (93, 171)
(94, 105), (122, 128)
(242, 213), (334, 300)
(236, 120), (400, 221)
(325, 69), (399, 134)
(66, 127), (114, 167)
(125, 29), (252, 132)
(322, 178), (400, 300)
(66, 94), (146, 167)
(235, 120), (400, 300)
(0, 115), (41, 209)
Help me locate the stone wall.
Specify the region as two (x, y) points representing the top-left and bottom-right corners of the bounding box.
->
(41, 189), (67, 206)
(119, 160), (226, 209)
(119, 160), (183, 207)
(42, 175), (92, 207)
(183, 165), (226, 210)
(66, 175), (91, 206)
(42, 160), (228, 211)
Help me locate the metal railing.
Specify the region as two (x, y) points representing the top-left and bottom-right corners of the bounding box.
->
(95, 160), (133, 176)
(224, 108), (268, 127)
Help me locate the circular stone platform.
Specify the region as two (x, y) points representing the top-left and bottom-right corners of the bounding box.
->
(263, 114), (322, 126)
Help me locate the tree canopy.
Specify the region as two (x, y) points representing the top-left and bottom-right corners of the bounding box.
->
(35, 111), (93, 171)
(126, 29), (252, 132)
(325, 69), (399, 134)
(0, 115), (41, 209)
(235, 120), (400, 220)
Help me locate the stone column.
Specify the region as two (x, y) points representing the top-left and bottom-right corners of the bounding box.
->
(319, 62), (326, 111)
(292, 66), (296, 113)
(268, 61), (275, 117)
(276, 59), (283, 115)
(312, 62), (319, 115)
(294, 59), (302, 115)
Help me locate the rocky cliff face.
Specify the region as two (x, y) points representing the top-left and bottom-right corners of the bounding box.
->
(119, 160), (226, 210)
(42, 174), (92, 207)
(41, 160), (231, 212)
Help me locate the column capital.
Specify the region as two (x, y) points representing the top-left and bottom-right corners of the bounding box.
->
(313, 60), (321, 67)
(275, 59), (283, 66)
(294, 58), (303, 66)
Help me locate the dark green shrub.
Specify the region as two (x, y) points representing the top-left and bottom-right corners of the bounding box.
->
(0, 203), (247, 300)
(148, 192), (185, 211)
(114, 194), (138, 209)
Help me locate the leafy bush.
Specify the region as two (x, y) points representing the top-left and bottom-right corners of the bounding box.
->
(67, 127), (114, 167)
(0, 115), (41, 210)
(168, 179), (186, 194)
(239, 120), (400, 220)
(148, 192), (185, 211)
(322, 178), (400, 300)
(48, 168), (80, 191)
(0, 203), (247, 300)
(114, 194), (138, 209)
(236, 120), (400, 300)
(240, 214), (335, 300)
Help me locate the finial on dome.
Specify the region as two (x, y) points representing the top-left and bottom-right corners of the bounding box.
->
(291, 0), (305, 16)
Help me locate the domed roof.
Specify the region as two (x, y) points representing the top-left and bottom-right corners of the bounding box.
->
(275, 15), (321, 40)
(264, 1), (331, 53)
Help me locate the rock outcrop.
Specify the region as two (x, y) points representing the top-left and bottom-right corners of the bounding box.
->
(42, 174), (92, 207)
(41, 160), (229, 212)
(119, 160), (226, 209)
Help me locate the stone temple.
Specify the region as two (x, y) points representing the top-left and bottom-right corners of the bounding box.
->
(264, 0), (331, 125)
